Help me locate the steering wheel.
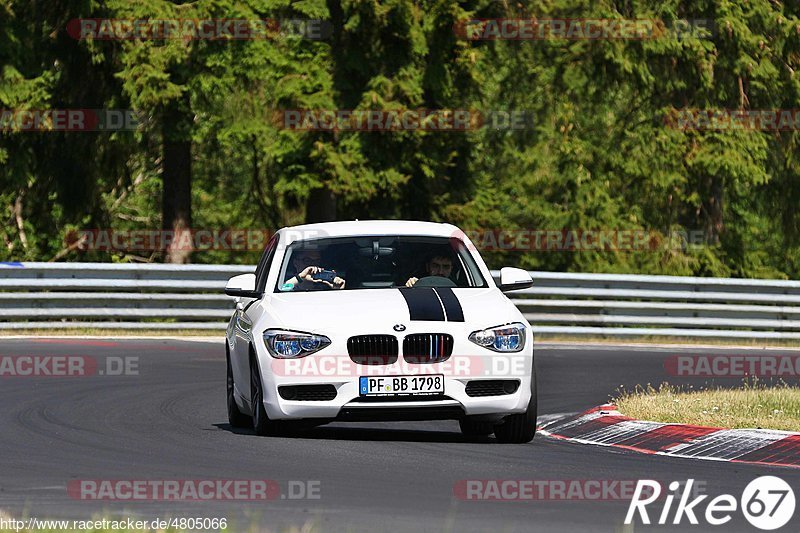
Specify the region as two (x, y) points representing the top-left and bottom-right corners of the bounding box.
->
(411, 276), (457, 288)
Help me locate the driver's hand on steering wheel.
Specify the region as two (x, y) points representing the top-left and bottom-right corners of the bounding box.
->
(405, 277), (419, 288)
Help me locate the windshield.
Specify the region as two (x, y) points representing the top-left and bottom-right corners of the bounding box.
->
(274, 235), (487, 292)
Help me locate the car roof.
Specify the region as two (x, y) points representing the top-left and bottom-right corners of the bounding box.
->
(277, 220), (462, 245)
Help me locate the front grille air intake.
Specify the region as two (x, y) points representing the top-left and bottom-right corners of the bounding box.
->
(403, 333), (454, 363)
(279, 385), (338, 401)
(347, 335), (399, 365)
(465, 380), (520, 397)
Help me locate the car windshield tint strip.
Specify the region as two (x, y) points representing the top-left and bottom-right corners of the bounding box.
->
(398, 287), (446, 321)
(433, 287), (465, 322)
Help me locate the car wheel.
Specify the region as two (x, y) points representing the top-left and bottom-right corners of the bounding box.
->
(227, 349), (250, 428)
(250, 353), (275, 436)
(494, 366), (538, 444)
(459, 417), (495, 437)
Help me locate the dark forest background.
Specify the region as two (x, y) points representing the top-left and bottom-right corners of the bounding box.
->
(2, 0), (800, 277)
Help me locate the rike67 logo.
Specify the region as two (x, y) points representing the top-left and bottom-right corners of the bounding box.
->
(626, 477), (795, 530)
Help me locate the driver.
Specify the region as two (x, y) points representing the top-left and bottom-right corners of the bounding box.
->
(405, 253), (453, 287)
(282, 248), (345, 291)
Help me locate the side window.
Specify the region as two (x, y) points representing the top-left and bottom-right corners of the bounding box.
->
(254, 236), (278, 293)
(455, 242), (487, 287)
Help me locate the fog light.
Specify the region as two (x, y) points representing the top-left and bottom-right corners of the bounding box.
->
(279, 386), (297, 400)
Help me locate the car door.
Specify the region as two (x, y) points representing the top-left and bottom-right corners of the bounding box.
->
(231, 234), (278, 407)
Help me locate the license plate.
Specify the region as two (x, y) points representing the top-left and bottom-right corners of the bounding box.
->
(359, 375), (444, 396)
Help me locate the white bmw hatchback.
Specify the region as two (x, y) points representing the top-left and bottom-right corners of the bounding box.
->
(225, 220), (537, 443)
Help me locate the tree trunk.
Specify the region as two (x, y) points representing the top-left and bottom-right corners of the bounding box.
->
(162, 97), (193, 264)
(705, 176), (724, 245)
(305, 186), (337, 223)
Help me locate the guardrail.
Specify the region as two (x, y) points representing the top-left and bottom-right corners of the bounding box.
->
(0, 262), (250, 330)
(2, 262), (800, 339)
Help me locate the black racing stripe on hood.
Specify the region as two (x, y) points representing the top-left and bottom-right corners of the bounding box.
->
(433, 287), (464, 322)
(398, 287), (446, 321)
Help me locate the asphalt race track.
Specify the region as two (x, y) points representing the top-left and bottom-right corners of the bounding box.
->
(1, 338), (799, 532)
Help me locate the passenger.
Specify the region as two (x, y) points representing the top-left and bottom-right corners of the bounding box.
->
(283, 248), (345, 291)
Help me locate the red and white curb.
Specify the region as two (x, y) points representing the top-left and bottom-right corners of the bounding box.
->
(538, 405), (800, 469)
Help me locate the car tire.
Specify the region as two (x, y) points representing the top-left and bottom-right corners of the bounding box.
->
(250, 352), (277, 436)
(227, 349), (250, 428)
(459, 417), (495, 437)
(494, 366), (537, 444)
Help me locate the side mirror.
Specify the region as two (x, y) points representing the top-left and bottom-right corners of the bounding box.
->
(225, 273), (260, 298)
(498, 267), (533, 292)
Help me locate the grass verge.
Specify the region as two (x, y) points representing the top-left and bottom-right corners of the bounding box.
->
(614, 381), (800, 431)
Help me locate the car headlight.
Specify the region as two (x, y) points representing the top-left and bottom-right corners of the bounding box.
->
(468, 322), (526, 352)
(263, 330), (331, 359)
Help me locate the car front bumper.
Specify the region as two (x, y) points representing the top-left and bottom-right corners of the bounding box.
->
(256, 346), (534, 421)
